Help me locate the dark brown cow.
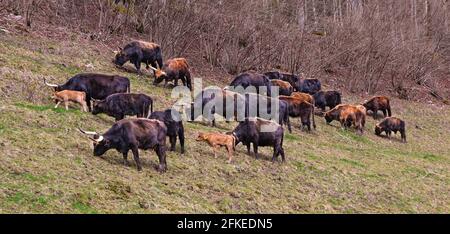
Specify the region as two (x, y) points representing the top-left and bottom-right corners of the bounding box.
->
(78, 118), (168, 172)
(362, 96), (391, 119)
(114, 40), (163, 74)
(149, 58), (192, 90)
(278, 95), (315, 132)
(375, 117), (406, 142)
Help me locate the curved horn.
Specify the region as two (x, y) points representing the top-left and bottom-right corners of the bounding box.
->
(44, 78), (58, 88)
(78, 127), (98, 136)
(148, 65), (158, 71)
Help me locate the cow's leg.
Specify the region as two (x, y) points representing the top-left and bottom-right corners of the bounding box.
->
(134, 61), (141, 74)
(131, 146), (142, 171)
(64, 101), (69, 110)
(253, 143), (259, 159)
(54, 101), (61, 109)
(169, 135), (176, 151)
(271, 146), (278, 162)
(280, 146), (286, 162)
(246, 143), (251, 155)
(226, 145), (233, 163)
(122, 150), (130, 166)
(373, 108), (378, 119)
(156, 145), (167, 172)
(381, 109), (387, 118)
(213, 144), (219, 159)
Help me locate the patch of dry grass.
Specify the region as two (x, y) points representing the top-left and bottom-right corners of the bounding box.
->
(0, 34), (449, 213)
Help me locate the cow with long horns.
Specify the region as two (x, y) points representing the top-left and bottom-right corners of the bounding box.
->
(149, 58), (192, 91)
(114, 40), (163, 74)
(44, 73), (130, 112)
(78, 118), (168, 172)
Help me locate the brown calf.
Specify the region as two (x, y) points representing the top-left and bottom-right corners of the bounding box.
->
(196, 132), (236, 163)
(362, 96), (391, 119)
(51, 90), (88, 112)
(324, 104), (365, 134)
(375, 117), (406, 143)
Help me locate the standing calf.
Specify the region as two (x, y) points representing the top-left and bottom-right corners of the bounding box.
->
(196, 132), (236, 163)
(324, 104), (366, 134)
(375, 117), (406, 143)
(51, 90), (88, 112)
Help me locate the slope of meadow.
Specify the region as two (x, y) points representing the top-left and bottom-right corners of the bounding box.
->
(0, 33), (449, 213)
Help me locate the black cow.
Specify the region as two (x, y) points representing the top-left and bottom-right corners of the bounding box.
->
(78, 118), (167, 172)
(114, 40), (163, 74)
(92, 93), (153, 121)
(298, 77), (321, 94)
(313, 90), (342, 111)
(149, 109), (185, 154)
(228, 72), (272, 96)
(189, 88), (247, 127)
(231, 117), (285, 162)
(245, 93), (291, 130)
(264, 71), (301, 92)
(44, 73), (130, 112)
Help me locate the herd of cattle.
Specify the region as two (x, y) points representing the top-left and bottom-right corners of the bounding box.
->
(43, 40), (407, 173)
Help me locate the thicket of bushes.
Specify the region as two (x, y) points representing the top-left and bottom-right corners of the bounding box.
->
(1, 0), (448, 101)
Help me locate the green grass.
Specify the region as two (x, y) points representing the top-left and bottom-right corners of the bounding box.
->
(0, 33), (449, 213)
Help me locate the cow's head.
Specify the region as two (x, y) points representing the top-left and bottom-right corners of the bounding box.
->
(374, 124), (382, 136)
(44, 78), (62, 92)
(324, 111), (334, 124)
(148, 64), (167, 84)
(78, 128), (111, 156)
(91, 99), (106, 115)
(114, 47), (128, 66)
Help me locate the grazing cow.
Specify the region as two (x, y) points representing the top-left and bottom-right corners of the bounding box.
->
(44, 73), (130, 112)
(270, 79), (293, 96)
(189, 88), (247, 126)
(196, 132), (236, 163)
(51, 90), (88, 112)
(313, 90), (342, 111)
(92, 93), (153, 121)
(228, 71), (272, 96)
(149, 58), (192, 91)
(245, 93), (291, 130)
(279, 96), (315, 132)
(298, 77), (321, 94)
(264, 71), (301, 91)
(375, 117), (406, 142)
(362, 96), (392, 119)
(149, 109), (185, 154)
(232, 118), (285, 162)
(78, 118), (168, 172)
(324, 104), (365, 134)
(114, 40), (163, 74)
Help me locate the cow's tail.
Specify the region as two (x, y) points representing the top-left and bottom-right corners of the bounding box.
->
(146, 99), (153, 118)
(387, 99), (392, 116)
(178, 123), (185, 152)
(310, 102), (316, 129)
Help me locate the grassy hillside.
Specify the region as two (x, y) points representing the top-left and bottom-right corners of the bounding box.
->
(0, 33), (449, 213)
